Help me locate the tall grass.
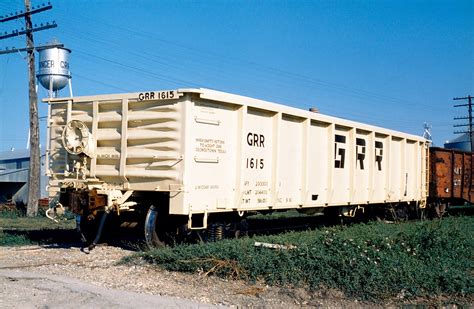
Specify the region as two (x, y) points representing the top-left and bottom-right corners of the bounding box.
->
(128, 216), (473, 301)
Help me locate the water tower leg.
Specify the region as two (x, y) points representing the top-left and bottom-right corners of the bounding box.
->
(49, 75), (53, 98)
(68, 77), (73, 98)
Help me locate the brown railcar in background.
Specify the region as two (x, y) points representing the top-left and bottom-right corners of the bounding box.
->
(429, 147), (474, 205)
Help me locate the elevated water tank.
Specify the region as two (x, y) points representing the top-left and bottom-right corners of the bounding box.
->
(36, 43), (71, 92)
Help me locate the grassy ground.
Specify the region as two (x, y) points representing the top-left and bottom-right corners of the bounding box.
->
(0, 232), (33, 246)
(0, 210), (76, 246)
(0, 216), (75, 230)
(126, 215), (473, 302)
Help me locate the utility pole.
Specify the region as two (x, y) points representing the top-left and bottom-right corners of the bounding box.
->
(0, 1), (58, 216)
(24, 0), (40, 217)
(453, 95), (473, 152)
(453, 95), (474, 204)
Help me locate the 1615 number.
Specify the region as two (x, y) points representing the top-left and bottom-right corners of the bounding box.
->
(246, 158), (264, 169)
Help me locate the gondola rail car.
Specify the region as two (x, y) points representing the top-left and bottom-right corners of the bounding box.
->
(428, 147), (474, 215)
(44, 88), (429, 246)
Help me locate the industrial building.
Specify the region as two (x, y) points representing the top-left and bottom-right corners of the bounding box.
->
(0, 148), (47, 204)
(444, 133), (472, 152)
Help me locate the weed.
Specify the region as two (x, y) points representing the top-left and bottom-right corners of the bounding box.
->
(128, 216), (474, 301)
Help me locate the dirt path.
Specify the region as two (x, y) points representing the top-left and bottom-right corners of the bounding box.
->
(0, 269), (206, 308)
(0, 244), (375, 308)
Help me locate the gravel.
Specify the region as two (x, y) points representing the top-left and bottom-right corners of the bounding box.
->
(0, 244), (377, 307)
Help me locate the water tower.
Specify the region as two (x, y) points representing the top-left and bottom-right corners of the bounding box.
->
(36, 40), (72, 97)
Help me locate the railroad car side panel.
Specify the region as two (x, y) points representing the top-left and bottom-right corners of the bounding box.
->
(430, 149), (451, 199)
(354, 130), (370, 203)
(389, 137), (404, 201)
(275, 115), (305, 207)
(461, 152), (473, 202)
(180, 98), (239, 214)
(429, 147), (474, 203)
(238, 108), (275, 209)
(405, 141), (418, 200)
(372, 135), (388, 201)
(331, 126), (352, 204)
(306, 121), (331, 205)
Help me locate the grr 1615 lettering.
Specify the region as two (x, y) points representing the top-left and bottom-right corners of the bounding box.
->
(246, 158), (264, 169)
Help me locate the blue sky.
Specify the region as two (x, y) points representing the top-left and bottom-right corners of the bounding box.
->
(0, 0), (472, 151)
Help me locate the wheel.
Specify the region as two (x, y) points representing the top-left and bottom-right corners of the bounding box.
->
(394, 205), (409, 221)
(234, 219), (248, 238)
(144, 205), (162, 247)
(144, 205), (170, 247)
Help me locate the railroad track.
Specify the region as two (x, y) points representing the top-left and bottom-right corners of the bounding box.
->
(2, 206), (472, 250)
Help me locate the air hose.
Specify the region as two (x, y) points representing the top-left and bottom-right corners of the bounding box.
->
(83, 211), (109, 253)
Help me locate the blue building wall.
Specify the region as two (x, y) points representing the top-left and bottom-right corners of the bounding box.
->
(0, 149), (48, 203)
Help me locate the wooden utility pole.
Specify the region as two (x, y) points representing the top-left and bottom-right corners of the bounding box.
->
(453, 95), (473, 151)
(0, 1), (57, 216)
(25, 0), (40, 217)
(453, 95), (474, 204)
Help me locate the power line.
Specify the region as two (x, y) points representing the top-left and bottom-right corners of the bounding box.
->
(5, 18), (438, 134)
(0, 41), (62, 55)
(0, 2), (52, 22)
(67, 39), (431, 127)
(73, 72), (132, 93)
(74, 50), (203, 88)
(0, 21), (56, 40)
(57, 13), (437, 110)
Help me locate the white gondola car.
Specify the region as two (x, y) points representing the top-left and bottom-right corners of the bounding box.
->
(45, 89), (428, 245)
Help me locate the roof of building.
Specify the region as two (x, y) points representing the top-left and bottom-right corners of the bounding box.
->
(445, 133), (472, 144)
(0, 148), (45, 162)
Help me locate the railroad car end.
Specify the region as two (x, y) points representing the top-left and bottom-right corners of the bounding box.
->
(428, 147), (474, 217)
